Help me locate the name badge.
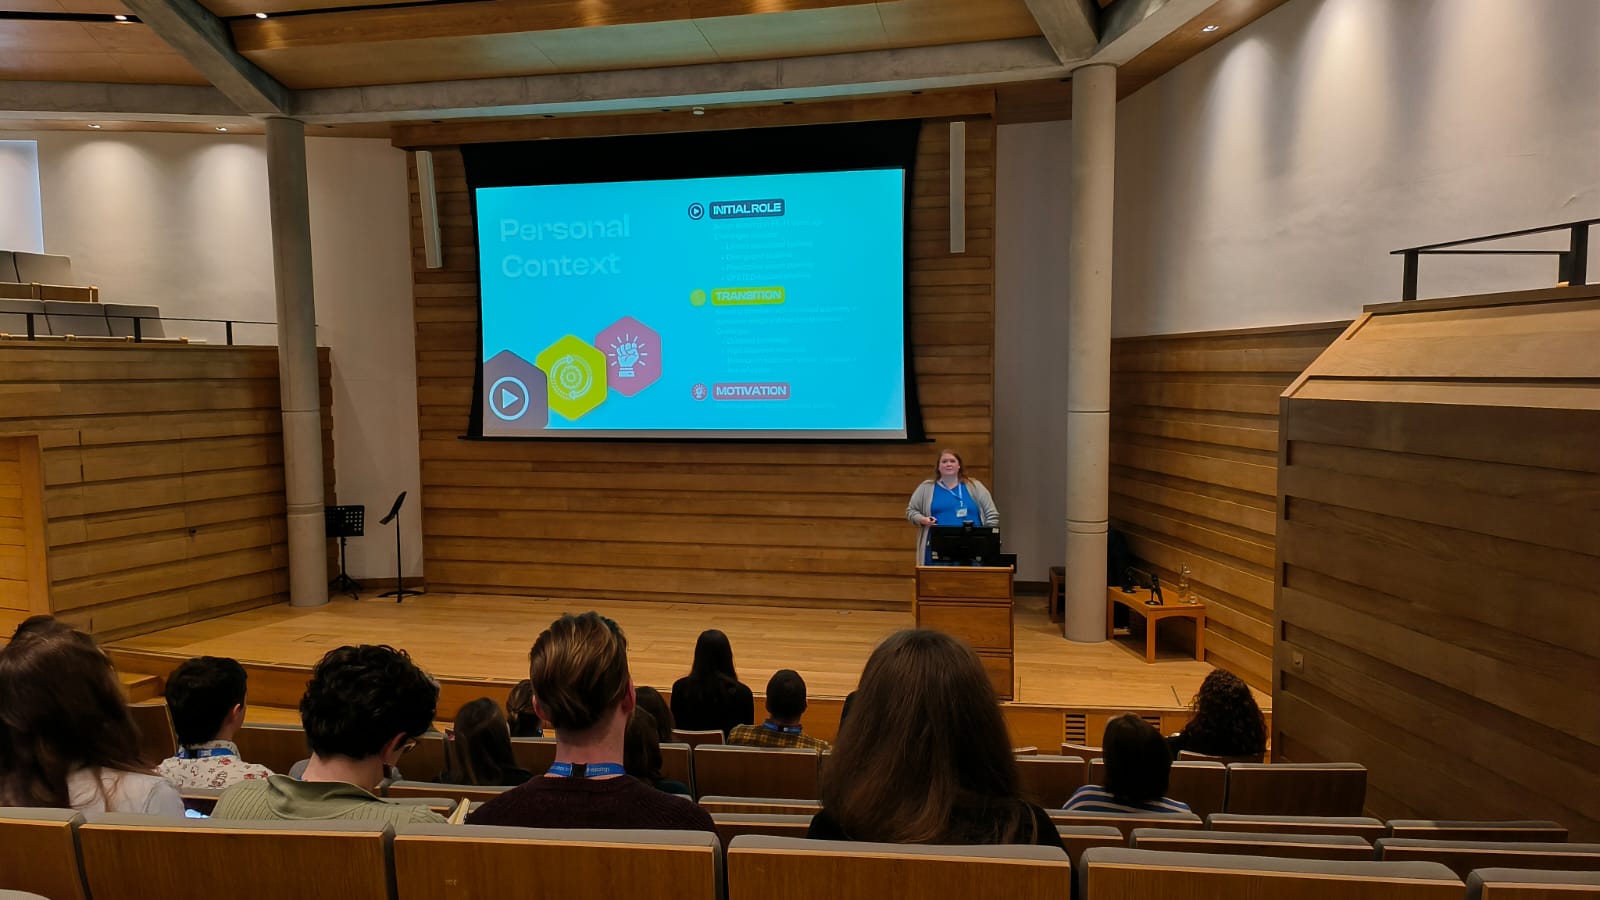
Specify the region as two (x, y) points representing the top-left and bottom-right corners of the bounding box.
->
(955, 506), (968, 518)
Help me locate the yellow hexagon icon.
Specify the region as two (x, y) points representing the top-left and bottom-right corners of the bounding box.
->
(534, 334), (609, 421)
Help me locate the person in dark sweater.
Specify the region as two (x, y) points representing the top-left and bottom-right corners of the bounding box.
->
(467, 612), (713, 832)
(670, 629), (754, 736)
(807, 629), (1064, 850)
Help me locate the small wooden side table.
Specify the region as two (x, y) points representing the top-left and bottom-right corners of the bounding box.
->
(1106, 586), (1206, 663)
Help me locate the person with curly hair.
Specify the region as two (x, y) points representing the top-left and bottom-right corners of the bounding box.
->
(1167, 668), (1267, 760)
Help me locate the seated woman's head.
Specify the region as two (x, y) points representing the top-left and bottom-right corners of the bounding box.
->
(1186, 668), (1266, 755)
(505, 679), (542, 737)
(0, 624), (143, 808)
(1101, 713), (1173, 804)
(689, 629), (737, 683)
(623, 708), (663, 782)
(633, 686), (673, 742)
(821, 629), (1027, 843)
(449, 697), (519, 785)
(528, 612), (632, 737)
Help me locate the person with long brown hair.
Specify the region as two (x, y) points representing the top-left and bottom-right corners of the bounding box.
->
(440, 697), (533, 786)
(669, 629), (753, 736)
(1168, 668), (1267, 759)
(0, 621), (184, 815)
(808, 629), (1063, 848)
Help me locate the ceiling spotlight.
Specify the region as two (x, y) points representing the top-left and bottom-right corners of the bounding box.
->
(215, 126), (229, 132)
(1201, 24), (1219, 32)
(691, 106), (705, 116)
(113, 13), (128, 20)
(88, 123), (102, 129)
(254, 11), (267, 17)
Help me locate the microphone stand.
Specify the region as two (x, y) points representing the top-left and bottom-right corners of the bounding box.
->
(378, 491), (421, 603)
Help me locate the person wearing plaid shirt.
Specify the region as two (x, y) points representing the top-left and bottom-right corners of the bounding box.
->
(728, 670), (830, 752)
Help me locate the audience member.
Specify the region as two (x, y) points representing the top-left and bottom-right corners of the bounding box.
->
(633, 685), (675, 742)
(506, 679), (543, 737)
(729, 669), (830, 751)
(670, 629), (754, 736)
(467, 612), (713, 831)
(623, 708), (690, 796)
(439, 698), (534, 786)
(1064, 713), (1192, 814)
(808, 629), (1063, 848)
(0, 623), (184, 816)
(211, 644), (446, 824)
(1167, 668), (1267, 759)
(158, 656), (274, 789)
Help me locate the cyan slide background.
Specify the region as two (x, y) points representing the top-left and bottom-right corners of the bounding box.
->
(477, 168), (905, 435)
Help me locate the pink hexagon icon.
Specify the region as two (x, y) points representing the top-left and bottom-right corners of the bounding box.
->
(594, 316), (661, 398)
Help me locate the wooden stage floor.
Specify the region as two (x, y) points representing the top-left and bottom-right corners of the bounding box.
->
(110, 590), (1252, 715)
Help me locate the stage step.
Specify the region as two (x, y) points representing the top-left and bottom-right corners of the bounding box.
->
(119, 670), (163, 703)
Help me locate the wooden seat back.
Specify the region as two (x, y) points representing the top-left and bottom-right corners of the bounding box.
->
(1046, 809), (1203, 840)
(1177, 749), (1265, 764)
(509, 737), (558, 774)
(1082, 847), (1462, 900)
(672, 729), (725, 748)
(386, 779), (509, 804)
(0, 808), (87, 900)
(727, 835), (1071, 900)
(1224, 763), (1367, 816)
(698, 796), (821, 816)
(692, 745), (819, 800)
(1376, 839), (1600, 881)
(393, 824), (720, 900)
(1387, 821), (1570, 842)
(402, 731), (448, 782)
(1467, 867), (1600, 900)
(660, 741), (693, 793)
(1015, 755), (1087, 808)
(1207, 813), (1388, 841)
(1132, 827), (1374, 861)
(78, 814), (393, 900)
(232, 722), (310, 775)
(1053, 824), (1125, 868)
(128, 700), (176, 767)
(711, 812), (813, 845)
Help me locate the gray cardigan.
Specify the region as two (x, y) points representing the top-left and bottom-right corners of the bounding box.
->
(906, 478), (999, 561)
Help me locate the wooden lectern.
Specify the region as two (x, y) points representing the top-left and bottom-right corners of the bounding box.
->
(913, 565), (1015, 700)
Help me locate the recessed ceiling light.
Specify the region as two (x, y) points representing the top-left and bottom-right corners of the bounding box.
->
(1201, 24), (1220, 32)
(254, 11), (267, 17)
(88, 123), (102, 129)
(215, 126), (229, 132)
(691, 106), (705, 116)
(112, 13), (128, 20)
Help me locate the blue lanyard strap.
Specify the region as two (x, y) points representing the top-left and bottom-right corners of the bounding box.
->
(176, 746), (237, 760)
(547, 762), (627, 778)
(761, 720), (803, 735)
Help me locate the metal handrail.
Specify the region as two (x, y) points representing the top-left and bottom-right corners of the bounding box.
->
(0, 311), (280, 345)
(1391, 217), (1596, 300)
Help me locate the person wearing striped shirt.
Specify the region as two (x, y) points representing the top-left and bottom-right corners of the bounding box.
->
(1063, 713), (1192, 814)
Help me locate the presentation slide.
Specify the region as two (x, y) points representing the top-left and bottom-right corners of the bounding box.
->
(475, 168), (907, 439)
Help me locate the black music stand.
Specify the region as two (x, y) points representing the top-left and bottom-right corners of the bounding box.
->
(324, 505), (365, 599)
(378, 491), (421, 603)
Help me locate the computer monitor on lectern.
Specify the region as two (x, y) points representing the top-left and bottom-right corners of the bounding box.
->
(928, 524), (1002, 566)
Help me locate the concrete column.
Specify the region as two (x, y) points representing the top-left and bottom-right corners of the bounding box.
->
(266, 116), (329, 608)
(1063, 64), (1116, 642)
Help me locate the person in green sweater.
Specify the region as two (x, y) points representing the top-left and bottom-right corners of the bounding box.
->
(211, 644), (446, 825)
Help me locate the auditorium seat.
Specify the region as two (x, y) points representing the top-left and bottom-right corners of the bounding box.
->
(1207, 813), (1388, 841)
(1177, 748), (1266, 764)
(41, 300), (110, 337)
(392, 824), (721, 900)
(1223, 762), (1367, 816)
(711, 812), (813, 844)
(1053, 824), (1125, 867)
(1131, 826), (1374, 861)
(1467, 867), (1600, 899)
(12, 252), (76, 286)
(1087, 758), (1228, 819)
(692, 745), (819, 800)
(1061, 741), (1100, 758)
(726, 835), (1071, 900)
(698, 796), (821, 816)
(0, 250), (18, 282)
(673, 728), (725, 747)
(509, 736), (558, 774)
(0, 299), (44, 336)
(128, 699), (176, 768)
(385, 779), (509, 804)
(1016, 754), (1088, 808)
(233, 722), (310, 775)
(403, 731), (448, 782)
(0, 808), (88, 900)
(660, 741), (693, 794)
(1045, 808), (1203, 839)
(103, 304), (165, 340)
(1387, 820), (1569, 842)
(77, 814), (393, 900)
(180, 788), (222, 815)
(1079, 847), (1462, 900)
(1375, 839), (1600, 880)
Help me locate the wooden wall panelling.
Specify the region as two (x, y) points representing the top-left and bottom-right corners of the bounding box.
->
(1275, 287), (1600, 841)
(0, 344), (336, 641)
(410, 114), (995, 609)
(1108, 322), (1346, 688)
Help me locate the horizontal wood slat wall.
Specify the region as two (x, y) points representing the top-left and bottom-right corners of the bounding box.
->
(1109, 322), (1346, 689)
(1276, 286), (1600, 840)
(0, 344), (336, 641)
(410, 115), (995, 609)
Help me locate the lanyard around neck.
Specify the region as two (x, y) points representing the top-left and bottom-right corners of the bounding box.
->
(546, 762), (626, 778)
